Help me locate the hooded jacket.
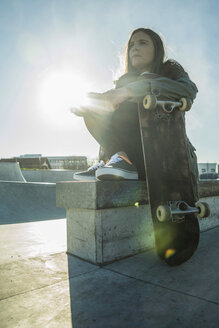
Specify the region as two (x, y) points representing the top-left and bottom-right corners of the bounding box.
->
(115, 59), (198, 102)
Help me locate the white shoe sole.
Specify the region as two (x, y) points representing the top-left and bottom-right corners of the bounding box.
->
(96, 167), (138, 180)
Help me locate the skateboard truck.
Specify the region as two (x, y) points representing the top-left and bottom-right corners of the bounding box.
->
(143, 94), (192, 114)
(156, 201), (211, 223)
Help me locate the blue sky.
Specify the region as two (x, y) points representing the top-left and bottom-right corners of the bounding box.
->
(0, 0), (218, 162)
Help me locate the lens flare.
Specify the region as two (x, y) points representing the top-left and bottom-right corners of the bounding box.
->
(164, 248), (176, 259)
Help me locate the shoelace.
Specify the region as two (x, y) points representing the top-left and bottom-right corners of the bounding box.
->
(88, 160), (105, 171)
(106, 154), (123, 165)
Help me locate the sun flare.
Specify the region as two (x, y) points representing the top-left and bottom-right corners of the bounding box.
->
(37, 68), (92, 128)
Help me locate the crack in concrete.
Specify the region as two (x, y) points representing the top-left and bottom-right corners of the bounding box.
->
(103, 267), (219, 306)
(0, 268), (99, 302)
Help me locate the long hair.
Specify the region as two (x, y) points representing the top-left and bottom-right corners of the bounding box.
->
(125, 28), (165, 74)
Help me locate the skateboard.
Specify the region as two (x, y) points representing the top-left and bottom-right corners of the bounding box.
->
(138, 84), (210, 266)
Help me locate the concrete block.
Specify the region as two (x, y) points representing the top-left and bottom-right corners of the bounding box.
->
(67, 208), (97, 263)
(198, 196), (219, 231)
(57, 180), (219, 265)
(66, 205), (154, 264)
(56, 180), (148, 209)
(101, 205), (154, 263)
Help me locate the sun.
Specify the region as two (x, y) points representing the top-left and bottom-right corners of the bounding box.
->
(37, 68), (92, 128)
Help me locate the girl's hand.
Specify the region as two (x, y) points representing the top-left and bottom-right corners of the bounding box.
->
(70, 92), (98, 116)
(70, 87), (133, 116)
(70, 105), (86, 117)
(97, 87), (132, 109)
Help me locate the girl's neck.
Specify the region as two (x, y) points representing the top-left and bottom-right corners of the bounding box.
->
(136, 67), (152, 75)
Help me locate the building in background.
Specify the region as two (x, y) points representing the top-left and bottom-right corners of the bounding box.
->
(198, 163), (218, 180)
(198, 163), (218, 175)
(47, 156), (87, 170)
(0, 155), (87, 170)
(0, 155), (50, 169)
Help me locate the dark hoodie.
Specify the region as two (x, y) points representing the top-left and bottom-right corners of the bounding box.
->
(115, 59), (198, 102)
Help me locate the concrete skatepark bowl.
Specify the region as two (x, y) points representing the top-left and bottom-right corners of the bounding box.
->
(0, 162), (65, 223)
(0, 181), (66, 224)
(0, 162), (75, 223)
(0, 162), (26, 182)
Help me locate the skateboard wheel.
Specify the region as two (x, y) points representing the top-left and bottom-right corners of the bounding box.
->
(196, 202), (211, 218)
(179, 98), (187, 111)
(156, 205), (172, 222)
(179, 97), (192, 112)
(143, 95), (157, 110)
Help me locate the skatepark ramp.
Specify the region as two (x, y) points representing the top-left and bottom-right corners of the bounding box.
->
(0, 181), (65, 224)
(0, 162), (26, 182)
(22, 169), (78, 182)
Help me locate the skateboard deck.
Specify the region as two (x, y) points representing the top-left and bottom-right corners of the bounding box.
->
(138, 89), (210, 266)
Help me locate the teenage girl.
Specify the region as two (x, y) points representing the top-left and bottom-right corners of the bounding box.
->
(72, 28), (198, 198)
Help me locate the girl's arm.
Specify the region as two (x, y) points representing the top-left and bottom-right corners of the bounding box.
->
(71, 61), (198, 113)
(125, 73), (198, 102)
(98, 71), (198, 110)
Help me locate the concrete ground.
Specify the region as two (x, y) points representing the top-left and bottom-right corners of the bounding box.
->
(0, 218), (218, 328)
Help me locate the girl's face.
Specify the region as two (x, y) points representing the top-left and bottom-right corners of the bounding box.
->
(129, 31), (155, 73)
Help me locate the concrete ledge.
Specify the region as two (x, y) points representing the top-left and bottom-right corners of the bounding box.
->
(56, 180), (219, 265)
(22, 169), (78, 183)
(56, 180), (219, 209)
(199, 195), (219, 231)
(198, 180), (219, 198)
(56, 180), (148, 209)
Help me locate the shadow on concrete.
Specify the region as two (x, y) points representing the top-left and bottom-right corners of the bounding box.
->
(66, 227), (219, 328)
(0, 214), (66, 225)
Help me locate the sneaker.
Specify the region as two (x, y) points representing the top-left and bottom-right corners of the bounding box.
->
(96, 152), (138, 180)
(74, 160), (105, 181)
